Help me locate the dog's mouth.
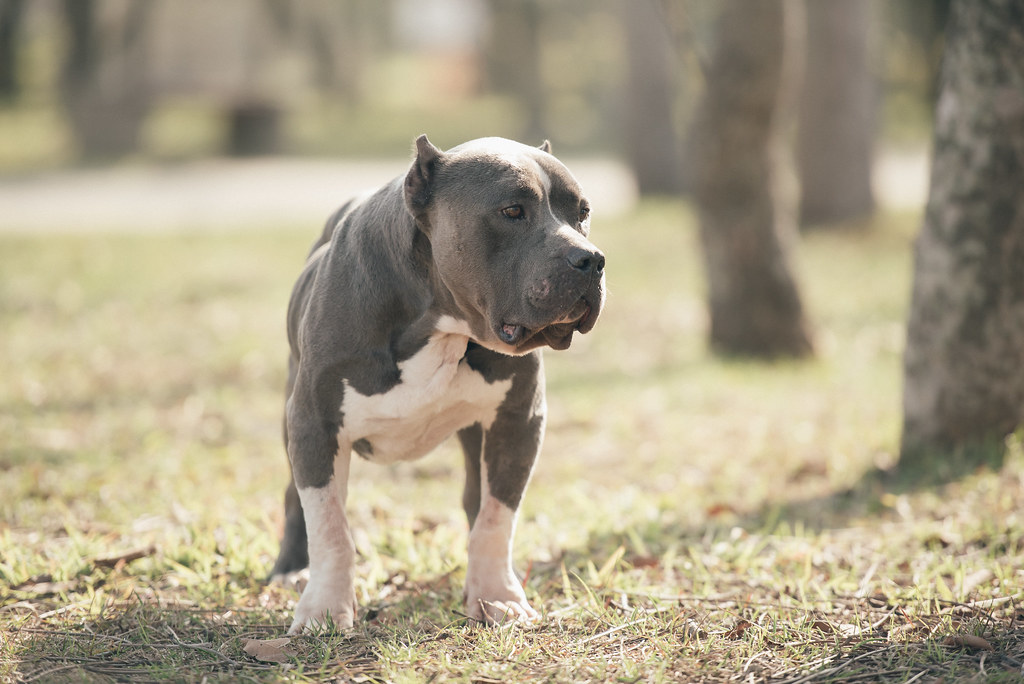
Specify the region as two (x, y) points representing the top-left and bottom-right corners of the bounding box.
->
(497, 298), (596, 351)
(499, 322), (527, 345)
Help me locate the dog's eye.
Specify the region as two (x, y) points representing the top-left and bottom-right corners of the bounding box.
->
(578, 204), (591, 223)
(502, 205), (525, 220)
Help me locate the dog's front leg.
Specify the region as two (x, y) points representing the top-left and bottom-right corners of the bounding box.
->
(465, 475), (540, 625)
(286, 393), (357, 634)
(462, 365), (545, 625)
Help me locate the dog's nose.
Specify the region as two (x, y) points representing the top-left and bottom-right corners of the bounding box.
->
(566, 247), (605, 275)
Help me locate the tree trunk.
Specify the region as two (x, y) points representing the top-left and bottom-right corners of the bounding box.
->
(60, 0), (153, 161)
(797, 0), (876, 227)
(226, 101), (283, 157)
(484, 0), (546, 141)
(691, 0), (814, 358)
(0, 0), (26, 101)
(900, 0), (1024, 474)
(622, 0), (680, 195)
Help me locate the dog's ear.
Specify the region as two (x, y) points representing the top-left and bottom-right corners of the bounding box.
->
(538, 140), (552, 154)
(405, 135), (445, 225)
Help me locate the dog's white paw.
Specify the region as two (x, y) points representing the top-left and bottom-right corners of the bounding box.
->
(464, 498), (539, 626)
(286, 576), (357, 634)
(465, 580), (540, 626)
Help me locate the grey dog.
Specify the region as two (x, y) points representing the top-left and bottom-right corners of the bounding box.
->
(269, 135), (606, 633)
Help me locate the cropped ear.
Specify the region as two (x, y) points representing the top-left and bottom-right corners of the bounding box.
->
(538, 140), (552, 154)
(404, 134), (445, 224)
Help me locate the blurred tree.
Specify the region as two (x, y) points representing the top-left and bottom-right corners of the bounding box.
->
(797, 0), (876, 227)
(148, 0), (333, 158)
(0, 0), (25, 101)
(60, 0), (154, 160)
(887, 0), (952, 107)
(306, 0), (379, 102)
(622, 0), (680, 195)
(226, 102), (283, 157)
(691, 0), (813, 358)
(483, 0), (546, 140)
(900, 0), (1024, 476)
(223, 2), (289, 157)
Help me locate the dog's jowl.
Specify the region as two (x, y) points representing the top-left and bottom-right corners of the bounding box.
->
(269, 136), (606, 633)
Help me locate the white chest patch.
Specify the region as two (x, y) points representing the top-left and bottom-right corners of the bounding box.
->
(339, 318), (512, 464)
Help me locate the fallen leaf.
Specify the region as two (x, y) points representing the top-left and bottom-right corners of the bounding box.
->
(629, 555), (660, 570)
(243, 637), (296, 663)
(726, 619), (752, 639)
(867, 593), (890, 607)
(808, 620), (836, 634)
(942, 635), (994, 651)
(838, 623), (862, 637)
(706, 503), (736, 518)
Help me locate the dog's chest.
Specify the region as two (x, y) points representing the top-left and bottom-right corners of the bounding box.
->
(340, 333), (511, 464)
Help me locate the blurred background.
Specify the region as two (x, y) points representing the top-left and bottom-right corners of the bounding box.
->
(0, 0), (944, 231)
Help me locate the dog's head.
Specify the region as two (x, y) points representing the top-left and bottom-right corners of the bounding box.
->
(404, 135), (606, 355)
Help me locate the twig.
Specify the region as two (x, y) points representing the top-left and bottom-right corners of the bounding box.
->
(904, 670), (930, 684)
(92, 545), (157, 569)
(166, 625), (241, 666)
(37, 601), (90, 619)
(782, 648), (892, 684)
(770, 653), (837, 679)
(740, 649), (770, 676)
(13, 627), (133, 644)
(855, 560), (880, 598)
(22, 663), (81, 683)
(576, 618), (647, 645)
(869, 606), (900, 631)
(546, 601), (585, 619)
(620, 589), (742, 603)
(945, 593), (1022, 611)
(0, 600), (41, 614)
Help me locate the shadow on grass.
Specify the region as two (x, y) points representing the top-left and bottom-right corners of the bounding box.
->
(542, 437), (1023, 682)
(4, 439), (1017, 684)
(743, 435), (1012, 536)
(3, 597), (387, 683)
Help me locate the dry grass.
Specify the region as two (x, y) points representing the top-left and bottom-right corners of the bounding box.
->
(2, 203), (1023, 682)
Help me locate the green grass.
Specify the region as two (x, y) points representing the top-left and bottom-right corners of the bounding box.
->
(2, 204), (1023, 682)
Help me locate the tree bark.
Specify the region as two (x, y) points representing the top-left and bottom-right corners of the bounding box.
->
(622, 0), (680, 195)
(60, 0), (154, 160)
(0, 0), (26, 101)
(226, 101), (283, 157)
(900, 0), (1024, 474)
(691, 0), (813, 358)
(484, 0), (546, 141)
(797, 0), (876, 227)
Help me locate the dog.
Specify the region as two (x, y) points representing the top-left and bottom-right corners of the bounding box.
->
(268, 135), (606, 633)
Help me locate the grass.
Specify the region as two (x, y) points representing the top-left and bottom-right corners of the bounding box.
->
(2, 202), (1023, 682)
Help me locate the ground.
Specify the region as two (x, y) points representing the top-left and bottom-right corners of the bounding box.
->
(1, 194), (1022, 682)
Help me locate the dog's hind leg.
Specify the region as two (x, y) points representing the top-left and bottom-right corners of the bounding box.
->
(268, 477), (308, 580)
(458, 423), (483, 529)
(269, 380), (309, 581)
